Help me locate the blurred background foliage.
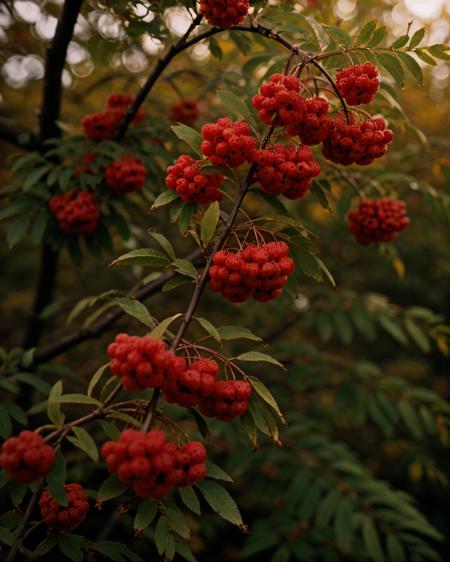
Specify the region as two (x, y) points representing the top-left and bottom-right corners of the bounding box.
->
(0, 0), (450, 561)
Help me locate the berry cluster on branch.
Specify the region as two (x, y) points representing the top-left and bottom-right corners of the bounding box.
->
(0, 431), (55, 483)
(39, 483), (89, 532)
(48, 191), (100, 236)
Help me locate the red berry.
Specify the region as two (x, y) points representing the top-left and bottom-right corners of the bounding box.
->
(169, 99), (199, 126)
(49, 191), (100, 236)
(105, 156), (147, 196)
(199, 0), (249, 28)
(200, 118), (255, 168)
(348, 198), (409, 245)
(39, 483), (89, 532)
(0, 431), (55, 483)
(336, 63), (380, 106)
(165, 155), (224, 204)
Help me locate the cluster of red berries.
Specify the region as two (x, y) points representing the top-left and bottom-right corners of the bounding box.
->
(297, 97), (332, 145)
(105, 156), (147, 196)
(165, 155), (224, 204)
(169, 99), (199, 126)
(107, 334), (185, 392)
(254, 144), (320, 200)
(252, 74), (305, 136)
(163, 358), (252, 421)
(39, 483), (89, 532)
(199, 0), (249, 28)
(82, 94), (144, 142)
(322, 115), (394, 166)
(200, 118), (256, 168)
(209, 241), (295, 303)
(0, 431), (55, 483)
(49, 191), (100, 236)
(74, 151), (96, 177)
(336, 63), (380, 106)
(348, 198), (410, 245)
(101, 429), (206, 499)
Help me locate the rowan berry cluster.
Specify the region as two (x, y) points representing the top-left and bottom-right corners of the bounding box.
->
(105, 156), (147, 196)
(49, 191), (100, 236)
(209, 241), (295, 303)
(107, 334), (186, 391)
(101, 429), (206, 499)
(82, 93), (144, 142)
(74, 151), (96, 177)
(336, 62), (380, 106)
(169, 99), (199, 126)
(348, 198), (410, 245)
(163, 358), (252, 421)
(252, 73), (305, 136)
(199, 0), (249, 29)
(297, 97), (332, 145)
(200, 118), (256, 168)
(39, 483), (89, 532)
(253, 144), (320, 200)
(165, 155), (224, 204)
(322, 115), (394, 166)
(0, 431), (55, 483)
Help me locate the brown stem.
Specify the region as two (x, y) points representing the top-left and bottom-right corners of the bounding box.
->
(309, 59), (350, 121)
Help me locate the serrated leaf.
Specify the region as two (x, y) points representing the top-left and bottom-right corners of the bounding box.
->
(377, 52), (404, 83)
(97, 475), (128, 502)
(195, 317), (221, 342)
(171, 125), (202, 157)
(149, 313), (182, 340)
(217, 325), (262, 342)
(134, 500), (157, 530)
(47, 450), (68, 507)
(114, 297), (155, 328)
(88, 363), (110, 397)
(236, 351), (284, 369)
(366, 26), (387, 48)
(200, 202), (220, 246)
(196, 480), (244, 527)
(247, 377), (286, 425)
(178, 486), (201, 515)
(71, 426), (99, 462)
(110, 248), (169, 268)
(151, 190), (179, 210)
(391, 34), (409, 48)
(354, 20), (377, 46)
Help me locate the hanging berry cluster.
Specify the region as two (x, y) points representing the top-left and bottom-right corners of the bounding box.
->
(336, 62), (380, 106)
(165, 155), (224, 204)
(101, 429), (206, 499)
(163, 358), (252, 421)
(199, 0), (249, 29)
(49, 191), (100, 237)
(0, 431), (55, 483)
(170, 99), (200, 126)
(82, 94), (144, 142)
(209, 241), (295, 303)
(105, 155), (147, 196)
(39, 483), (89, 532)
(348, 198), (410, 245)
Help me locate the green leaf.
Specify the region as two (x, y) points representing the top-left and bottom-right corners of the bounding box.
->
(178, 486), (201, 515)
(398, 399), (423, 438)
(162, 276), (191, 293)
(155, 515), (170, 556)
(396, 52), (423, 85)
(387, 534), (406, 562)
(99, 420), (121, 440)
(236, 351), (284, 369)
(23, 165), (51, 191)
(195, 317), (221, 342)
(34, 535), (58, 557)
(303, 15), (329, 50)
(55, 394), (101, 406)
(333, 311), (353, 345)
(30, 210), (49, 245)
(47, 380), (65, 425)
(0, 407), (11, 439)
(351, 308), (377, 341)
(216, 90), (256, 129)
(97, 475), (128, 502)
(164, 501), (190, 539)
(247, 377), (286, 425)
(58, 533), (87, 561)
(0, 197), (38, 221)
(88, 362), (110, 397)
(428, 44), (450, 60)
(174, 537), (197, 562)
(391, 35), (409, 48)
(217, 325), (262, 342)
(171, 125), (202, 157)
(47, 450), (68, 507)
(209, 37), (223, 59)
(148, 232), (176, 260)
(201, 202), (220, 247)
(414, 49), (437, 66)
(366, 26), (387, 48)
(206, 460), (233, 482)
(404, 318), (430, 353)
(334, 496), (354, 552)
(111, 248), (169, 268)
(149, 313), (182, 340)
(7, 216), (31, 248)
(361, 516), (384, 562)
(195, 480), (244, 528)
(134, 499), (157, 530)
(316, 489), (341, 528)
(2, 402), (27, 425)
(378, 315), (408, 345)
(172, 258), (198, 279)
(71, 426), (99, 462)
(354, 20), (377, 46)
(0, 526), (16, 546)
(377, 52), (404, 83)
(408, 28), (425, 49)
(114, 297), (155, 328)
(8, 481), (27, 506)
(151, 190), (179, 210)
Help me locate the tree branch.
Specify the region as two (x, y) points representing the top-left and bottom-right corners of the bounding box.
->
(0, 116), (38, 150)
